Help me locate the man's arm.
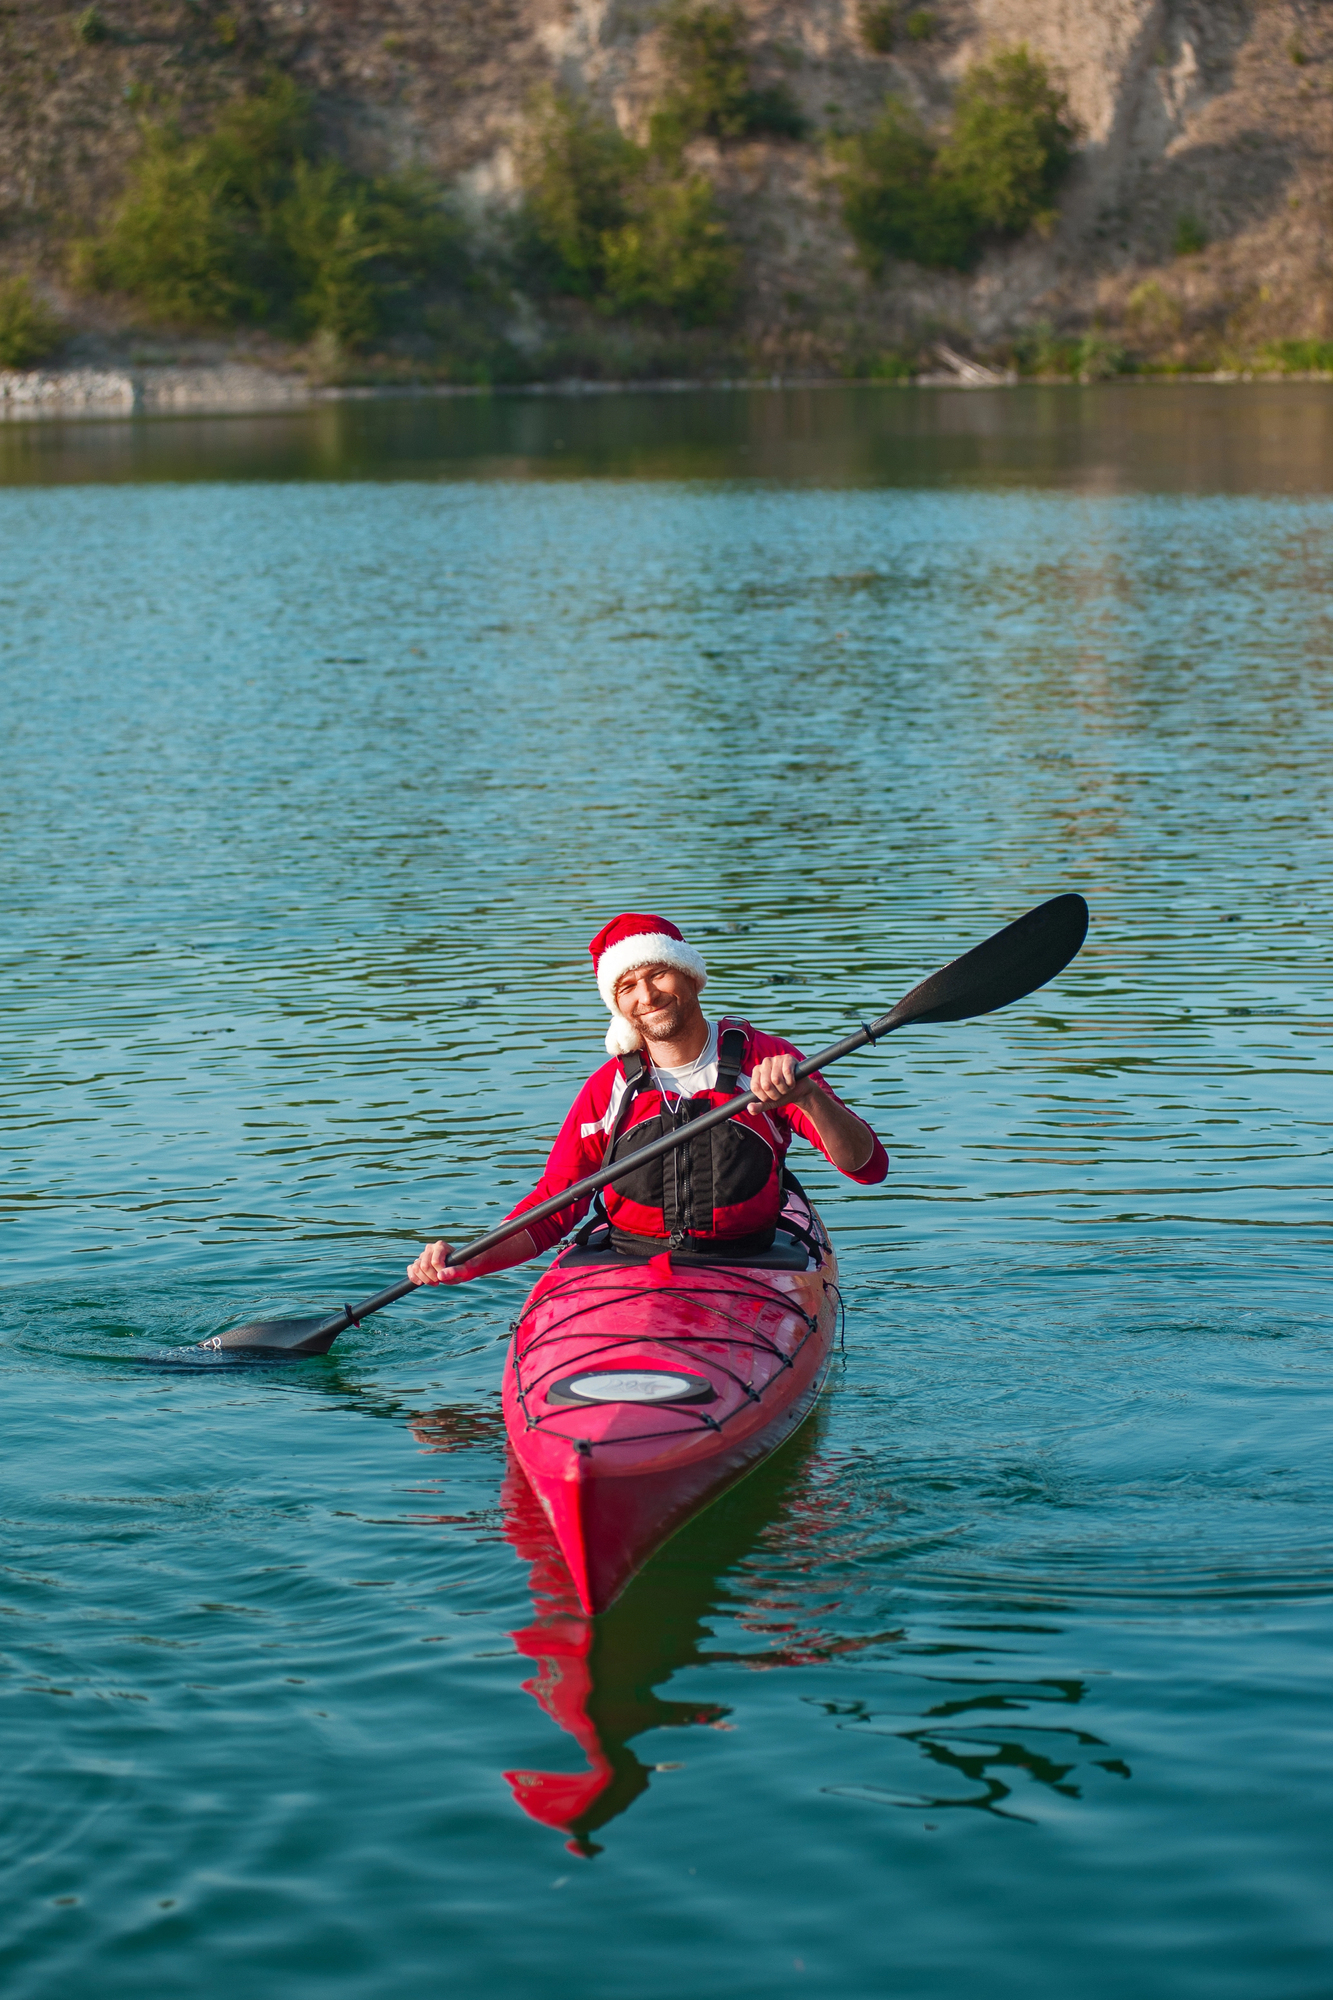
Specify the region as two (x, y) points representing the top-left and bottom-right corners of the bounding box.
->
(408, 1229), (539, 1288)
(749, 1053), (880, 1176)
(406, 1062), (619, 1286)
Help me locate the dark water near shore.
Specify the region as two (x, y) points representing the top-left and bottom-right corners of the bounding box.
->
(3, 383), (1332, 1998)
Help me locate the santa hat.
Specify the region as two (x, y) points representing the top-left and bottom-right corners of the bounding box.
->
(590, 913), (708, 1055)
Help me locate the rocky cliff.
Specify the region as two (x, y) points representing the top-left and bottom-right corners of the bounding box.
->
(1, 0), (1329, 372)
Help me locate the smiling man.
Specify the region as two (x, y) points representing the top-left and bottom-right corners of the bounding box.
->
(408, 912), (888, 1286)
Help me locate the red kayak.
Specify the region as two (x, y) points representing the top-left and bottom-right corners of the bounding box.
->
(502, 1186), (840, 1614)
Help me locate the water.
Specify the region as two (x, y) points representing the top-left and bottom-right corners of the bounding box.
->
(2, 383), (1331, 1998)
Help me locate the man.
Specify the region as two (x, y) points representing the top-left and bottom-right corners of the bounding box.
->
(408, 912), (888, 1286)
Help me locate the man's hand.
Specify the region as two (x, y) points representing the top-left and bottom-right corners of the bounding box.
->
(748, 1053), (816, 1109)
(407, 1240), (464, 1286)
(407, 1226), (540, 1288)
(749, 1055), (876, 1174)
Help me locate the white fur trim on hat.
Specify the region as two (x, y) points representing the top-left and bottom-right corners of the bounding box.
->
(596, 931), (707, 1056)
(605, 1013), (645, 1056)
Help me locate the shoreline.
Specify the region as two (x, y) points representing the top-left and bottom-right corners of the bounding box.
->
(5, 360), (1333, 422)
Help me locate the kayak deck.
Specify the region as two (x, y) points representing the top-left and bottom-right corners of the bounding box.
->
(503, 1199), (840, 1613)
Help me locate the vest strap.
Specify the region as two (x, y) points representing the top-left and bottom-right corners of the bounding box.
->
(716, 1023), (747, 1095)
(575, 1050), (652, 1245)
(583, 1024), (771, 1246)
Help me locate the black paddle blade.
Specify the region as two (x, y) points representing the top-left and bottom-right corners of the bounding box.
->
(883, 893), (1089, 1030)
(197, 1312), (345, 1358)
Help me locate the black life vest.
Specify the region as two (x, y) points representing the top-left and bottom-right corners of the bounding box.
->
(598, 1022), (784, 1249)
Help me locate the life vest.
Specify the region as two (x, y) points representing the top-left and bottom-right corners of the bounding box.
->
(598, 1022), (784, 1249)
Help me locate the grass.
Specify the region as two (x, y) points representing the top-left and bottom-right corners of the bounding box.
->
(833, 47), (1077, 274)
(1173, 213), (1208, 257)
(843, 343), (919, 379)
(521, 315), (743, 381)
(0, 277), (64, 368)
(1011, 324), (1125, 380)
(1260, 339), (1333, 373)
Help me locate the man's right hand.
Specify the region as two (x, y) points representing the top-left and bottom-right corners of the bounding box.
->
(407, 1240), (462, 1285)
(406, 1224), (540, 1289)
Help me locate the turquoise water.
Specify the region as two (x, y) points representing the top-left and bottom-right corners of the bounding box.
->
(3, 384), (1332, 1997)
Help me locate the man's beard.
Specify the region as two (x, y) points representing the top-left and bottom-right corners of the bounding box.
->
(629, 997), (688, 1042)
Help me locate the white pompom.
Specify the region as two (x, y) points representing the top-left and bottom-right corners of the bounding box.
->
(604, 1013), (643, 1055)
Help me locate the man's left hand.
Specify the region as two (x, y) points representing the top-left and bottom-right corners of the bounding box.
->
(748, 1053), (816, 1108)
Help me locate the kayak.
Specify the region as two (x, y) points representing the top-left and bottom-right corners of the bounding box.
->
(502, 1184), (840, 1615)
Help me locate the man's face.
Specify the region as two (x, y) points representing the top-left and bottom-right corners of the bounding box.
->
(614, 963), (702, 1044)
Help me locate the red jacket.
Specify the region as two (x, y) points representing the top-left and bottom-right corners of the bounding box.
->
(505, 1021), (889, 1252)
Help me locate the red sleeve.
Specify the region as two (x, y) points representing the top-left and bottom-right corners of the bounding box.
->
(502, 1060), (619, 1253)
(746, 1028), (890, 1185)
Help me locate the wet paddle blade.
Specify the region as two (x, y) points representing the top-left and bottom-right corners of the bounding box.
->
(198, 1312), (346, 1357)
(883, 892), (1089, 1030)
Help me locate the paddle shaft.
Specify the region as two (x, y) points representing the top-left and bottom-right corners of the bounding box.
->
(291, 890), (1090, 1347)
(310, 1011), (897, 1342)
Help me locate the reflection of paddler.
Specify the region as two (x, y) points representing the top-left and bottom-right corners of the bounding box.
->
(499, 1422), (826, 1855)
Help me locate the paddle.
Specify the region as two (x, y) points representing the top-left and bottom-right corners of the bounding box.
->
(203, 892), (1088, 1358)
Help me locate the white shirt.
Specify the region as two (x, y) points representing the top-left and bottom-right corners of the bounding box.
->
(578, 1018), (781, 1145)
(648, 1019), (719, 1101)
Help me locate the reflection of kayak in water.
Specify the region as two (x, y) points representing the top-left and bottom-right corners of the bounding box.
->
(502, 1188), (841, 1615)
(409, 1394), (903, 1854)
(500, 1420), (823, 1854)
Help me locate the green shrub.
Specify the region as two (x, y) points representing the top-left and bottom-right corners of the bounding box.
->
(72, 119), (268, 322)
(1125, 277), (1180, 337)
(1260, 339), (1333, 374)
(936, 47), (1076, 237)
(519, 93), (642, 295)
(1172, 211), (1208, 257)
(737, 84), (807, 139)
(1072, 333), (1125, 380)
(653, 3), (806, 148)
(73, 73), (463, 345)
(520, 93), (739, 323)
(844, 344), (917, 379)
(834, 48), (1076, 274)
(600, 172), (738, 322)
(74, 5), (109, 44)
(279, 160), (457, 346)
(279, 161), (394, 349)
(832, 100), (974, 272)
(1013, 324), (1125, 379)
(860, 3), (896, 52)
(860, 2), (933, 46)
(0, 277), (64, 367)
